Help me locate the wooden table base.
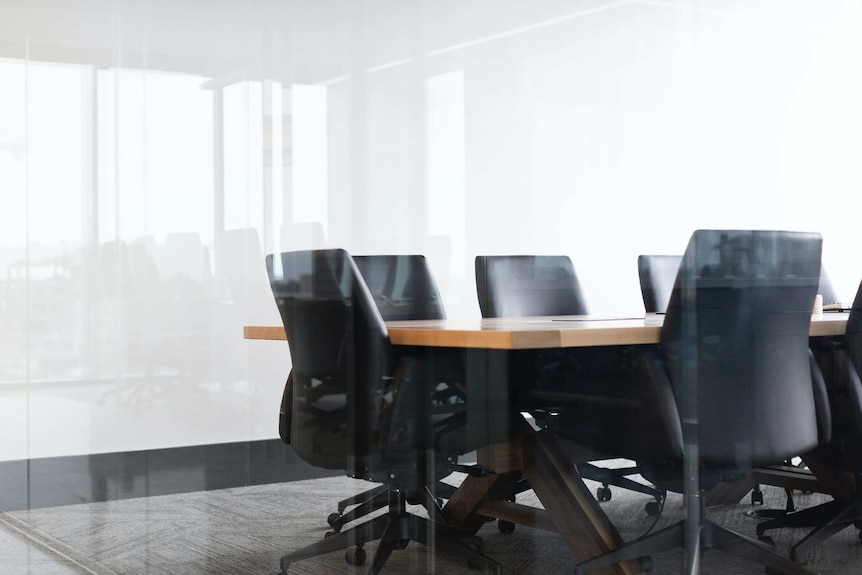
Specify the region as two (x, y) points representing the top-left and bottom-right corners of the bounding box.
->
(523, 433), (643, 575)
(443, 433), (643, 575)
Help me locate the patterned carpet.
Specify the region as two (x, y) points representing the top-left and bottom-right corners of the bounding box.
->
(3, 471), (862, 575)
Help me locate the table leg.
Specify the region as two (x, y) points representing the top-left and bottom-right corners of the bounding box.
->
(523, 432), (643, 575)
(450, 347), (641, 572)
(443, 472), (519, 533)
(704, 473), (755, 507)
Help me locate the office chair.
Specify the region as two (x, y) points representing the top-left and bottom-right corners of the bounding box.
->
(474, 255), (665, 509)
(267, 249), (499, 575)
(756, 277), (862, 562)
(637, 255), (682, 314)
(638, 256), (839, 313)
(322, 255), (462, 533)
(355, 255), (447, 321)
(747, 265), (842, 516)
(475, 255), (588, 318)
(638, 253), (814, 517)
(571, 229), (823, 575)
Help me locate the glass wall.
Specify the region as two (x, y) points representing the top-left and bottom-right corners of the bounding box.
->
(1, 0), (862, 573)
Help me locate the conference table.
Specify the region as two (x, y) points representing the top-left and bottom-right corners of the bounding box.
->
(245, 312), (849, 575)
(244, 312), (848, 347)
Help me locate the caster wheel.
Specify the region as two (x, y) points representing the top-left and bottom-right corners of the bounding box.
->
(596, 487), (612, 502)
(324, 531), (335, 539)
(638, 556), (654, 573)
(751, 490), (764, 505)
(645, 501), (660, 516)
(498, 520), (516, 534)
(345, 547), (367, 566)
(327, 512), (342, 530)
(436, 497), (445, 508)
(394, 539), (409, 550)
(758, 535), (775, 548)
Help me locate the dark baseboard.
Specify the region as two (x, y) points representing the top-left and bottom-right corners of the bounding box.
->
(0, 439), (341, 512)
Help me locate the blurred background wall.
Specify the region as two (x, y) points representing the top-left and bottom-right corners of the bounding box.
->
(1, 0), (860, 462)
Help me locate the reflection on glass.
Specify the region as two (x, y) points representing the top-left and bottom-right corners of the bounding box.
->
(2, 2), (862, 573)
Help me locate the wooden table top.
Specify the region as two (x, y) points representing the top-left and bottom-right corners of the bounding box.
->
(244, 312), (849, 350)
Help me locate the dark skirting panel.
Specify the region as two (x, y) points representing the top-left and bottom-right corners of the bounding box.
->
(0, 439), (340, 512)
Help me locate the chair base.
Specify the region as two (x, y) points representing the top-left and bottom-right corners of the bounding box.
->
(329, 480), (459, 532)
(746, 486), (798, 520)
(338, 484), (390, 514)
(575, 518), (818, 575)
(577, 461), (666, 505)
(277, 489), (500, 575)
(757, 498), (862, 562)
(329, 485), (390, 532)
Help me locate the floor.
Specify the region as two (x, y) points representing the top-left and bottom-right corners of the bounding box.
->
(2, 473), (861, 575)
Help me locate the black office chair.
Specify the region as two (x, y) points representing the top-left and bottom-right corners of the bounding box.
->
(636, 254), (831, 316)
(475, 255), (665, 508)
(355, 255), (447, 322)
(756, 277), (862, 562)
(267, 249), (499, 575)
(638, 253), (812, 517)
(637, 255), (682, 314)
(355, 254), (466, 414)
(322, 255), (463, 533)
(748, 266), (842, 516)
(475, 255), (588, 318)
(571, 229), (824, 575)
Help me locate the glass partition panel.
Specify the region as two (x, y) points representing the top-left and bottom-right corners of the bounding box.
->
(1, 2), (861, 575)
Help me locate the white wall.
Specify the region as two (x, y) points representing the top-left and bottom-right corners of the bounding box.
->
(1, 0), (861, 460)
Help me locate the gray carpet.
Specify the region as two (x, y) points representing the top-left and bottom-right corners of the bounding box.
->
(3, 471), (861, 575)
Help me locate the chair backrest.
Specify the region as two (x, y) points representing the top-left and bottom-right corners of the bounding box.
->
(819, 267), (840, 306)
(475, 255), (588, 318)
(354, 255), (447, 321)
(638, 255), (682, 314)
(661, 230), (822, 467)
(833, 281), (862, 451)
(266, 249), (390, 475)
(848, 282), (862, 373)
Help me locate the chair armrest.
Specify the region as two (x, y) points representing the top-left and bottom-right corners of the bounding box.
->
(808, 349), (832, 445)
(279, 370), (294, 444)
(810, 339), (862, 442)
(632, 349), (685, 461)
(378, 357), (412, 457)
